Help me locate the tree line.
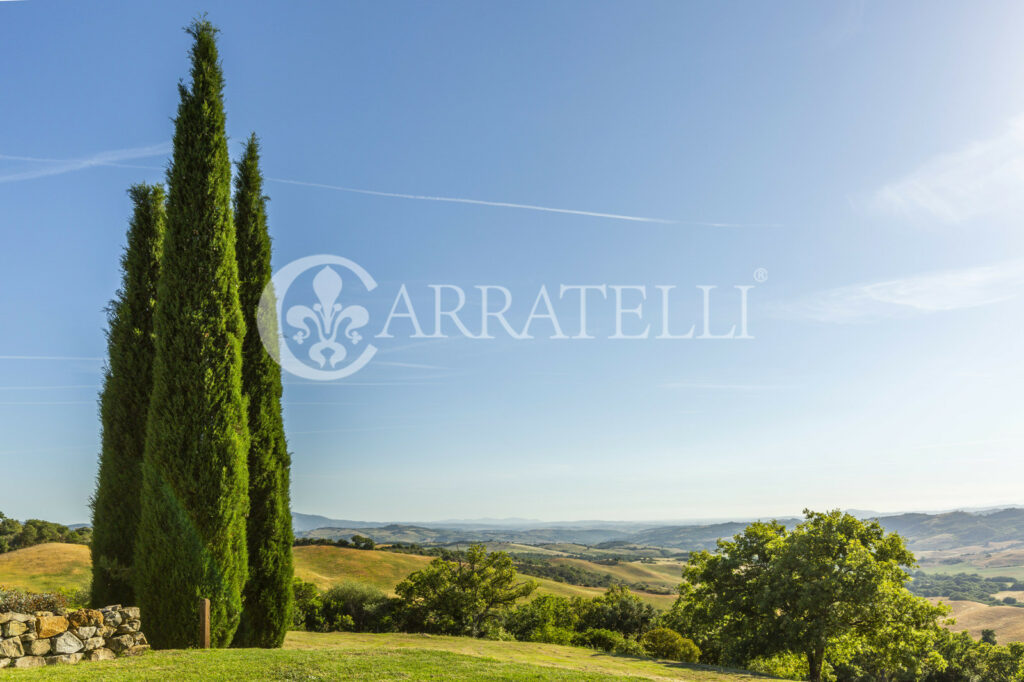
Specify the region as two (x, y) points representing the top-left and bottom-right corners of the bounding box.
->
(0, 512), (90, 553)
(89, 17), (292, 649)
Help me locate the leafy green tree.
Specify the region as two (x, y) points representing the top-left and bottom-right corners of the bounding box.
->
(981, 629), (998, 645)
(351, 534), (375, 550)
(134, 18), (250, 649)
(396, 544), (536, 637)
(574, 584), (657, 638)
(231, 134), (294, 648)
(677, 509), (945, 682)
(90, 183), (165, 607)
(504, 594), (578, 644)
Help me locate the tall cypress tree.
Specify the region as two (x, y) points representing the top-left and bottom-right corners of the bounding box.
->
(90, 183), (165, 608)
(232, 135), (294, 648)
(134, 19), (250, 648)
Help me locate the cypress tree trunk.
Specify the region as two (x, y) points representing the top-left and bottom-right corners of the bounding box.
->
(90, 183), (165, 608)
(232, 134), (294, 648)
(134, 18), (250, 648)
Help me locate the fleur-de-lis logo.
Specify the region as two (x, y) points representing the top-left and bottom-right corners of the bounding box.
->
(258, 255), (378, 381)
(285, 267), (369, 368)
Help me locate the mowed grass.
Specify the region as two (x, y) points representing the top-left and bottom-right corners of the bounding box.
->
(2, 632), (767, 681)
(0, 542), (91, 592)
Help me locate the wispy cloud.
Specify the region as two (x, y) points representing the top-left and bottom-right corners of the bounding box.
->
(0, 143), (169, 183)
(268, 177), (776, 227)
(661, 381), (795, 390)
(374, 360), (449, 370)
(0, 385), (98, 390)
(773, 259), (1024, 323)
(872, 116), (1024, 222)
(0, 355), (103, 361)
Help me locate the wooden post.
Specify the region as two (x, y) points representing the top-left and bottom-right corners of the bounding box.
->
(198, 598), (210, 649)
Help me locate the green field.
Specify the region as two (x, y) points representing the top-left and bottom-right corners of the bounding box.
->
(0, 632), (764, 681)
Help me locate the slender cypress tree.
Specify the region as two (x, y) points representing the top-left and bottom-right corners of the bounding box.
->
(232, 135), (294, 648)
(134, 19), (250, 648)
(90, 183), (165, 608)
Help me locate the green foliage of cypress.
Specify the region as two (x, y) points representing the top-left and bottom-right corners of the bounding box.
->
(134, 18), (250, 648)
(90, 183), (165, 608)
(232, 134), (295, 648)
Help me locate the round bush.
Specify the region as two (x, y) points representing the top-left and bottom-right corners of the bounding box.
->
(641, 627), (701, 662)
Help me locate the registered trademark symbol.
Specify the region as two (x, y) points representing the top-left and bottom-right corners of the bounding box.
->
(753, 268), (768, 283)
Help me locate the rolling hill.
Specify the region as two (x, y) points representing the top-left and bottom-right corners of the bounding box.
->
(0, 541), (91, 592)
(293, 545), (677, 608)
(0, 543), (676, 610)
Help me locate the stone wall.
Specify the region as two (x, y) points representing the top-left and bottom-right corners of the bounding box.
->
(0, 604), (148, 669)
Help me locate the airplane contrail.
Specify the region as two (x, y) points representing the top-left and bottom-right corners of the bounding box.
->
(0, 144), (776, 226)
(267, 177), (774, 227)
(0, 143), (169, 183)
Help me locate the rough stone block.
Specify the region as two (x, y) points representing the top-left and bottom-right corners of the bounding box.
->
(86, 647), (115, 661)
(11, 655), (45, 668)
(28, 638), (51, 656)
(0, 636), (24, 658)
(51, 631), (84, 654)
(45, 653), (82, 665)
(106, 634), (134, 653)
(3, 621), (27, 637)
(74, 625), (97, 639)
(125, 644), (150, 656)
(69, 609), (104, 628)
(0, 657), (9, 668)
(35, 615), (68, 638)
(83, 636), (104, 651)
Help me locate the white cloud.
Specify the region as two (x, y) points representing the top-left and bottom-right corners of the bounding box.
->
(873, 116), (1024, 222)
(774, 259), (1024, 323)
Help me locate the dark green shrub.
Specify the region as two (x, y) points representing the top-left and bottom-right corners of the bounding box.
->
(641, 627), (700, 662)
(320, 581), (394, 632)
(291, 578), (324, 632)
(0, 587), (70, 613)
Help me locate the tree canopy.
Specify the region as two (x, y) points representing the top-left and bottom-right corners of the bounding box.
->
(673, 509), (948, 682)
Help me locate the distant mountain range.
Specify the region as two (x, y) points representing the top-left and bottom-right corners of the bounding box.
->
(293, 507), (1024, 552)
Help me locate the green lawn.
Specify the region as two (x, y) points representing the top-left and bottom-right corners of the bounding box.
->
(2, 632), (767, 681)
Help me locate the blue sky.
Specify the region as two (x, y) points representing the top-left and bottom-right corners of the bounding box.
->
(2, 1), (1024, 524)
